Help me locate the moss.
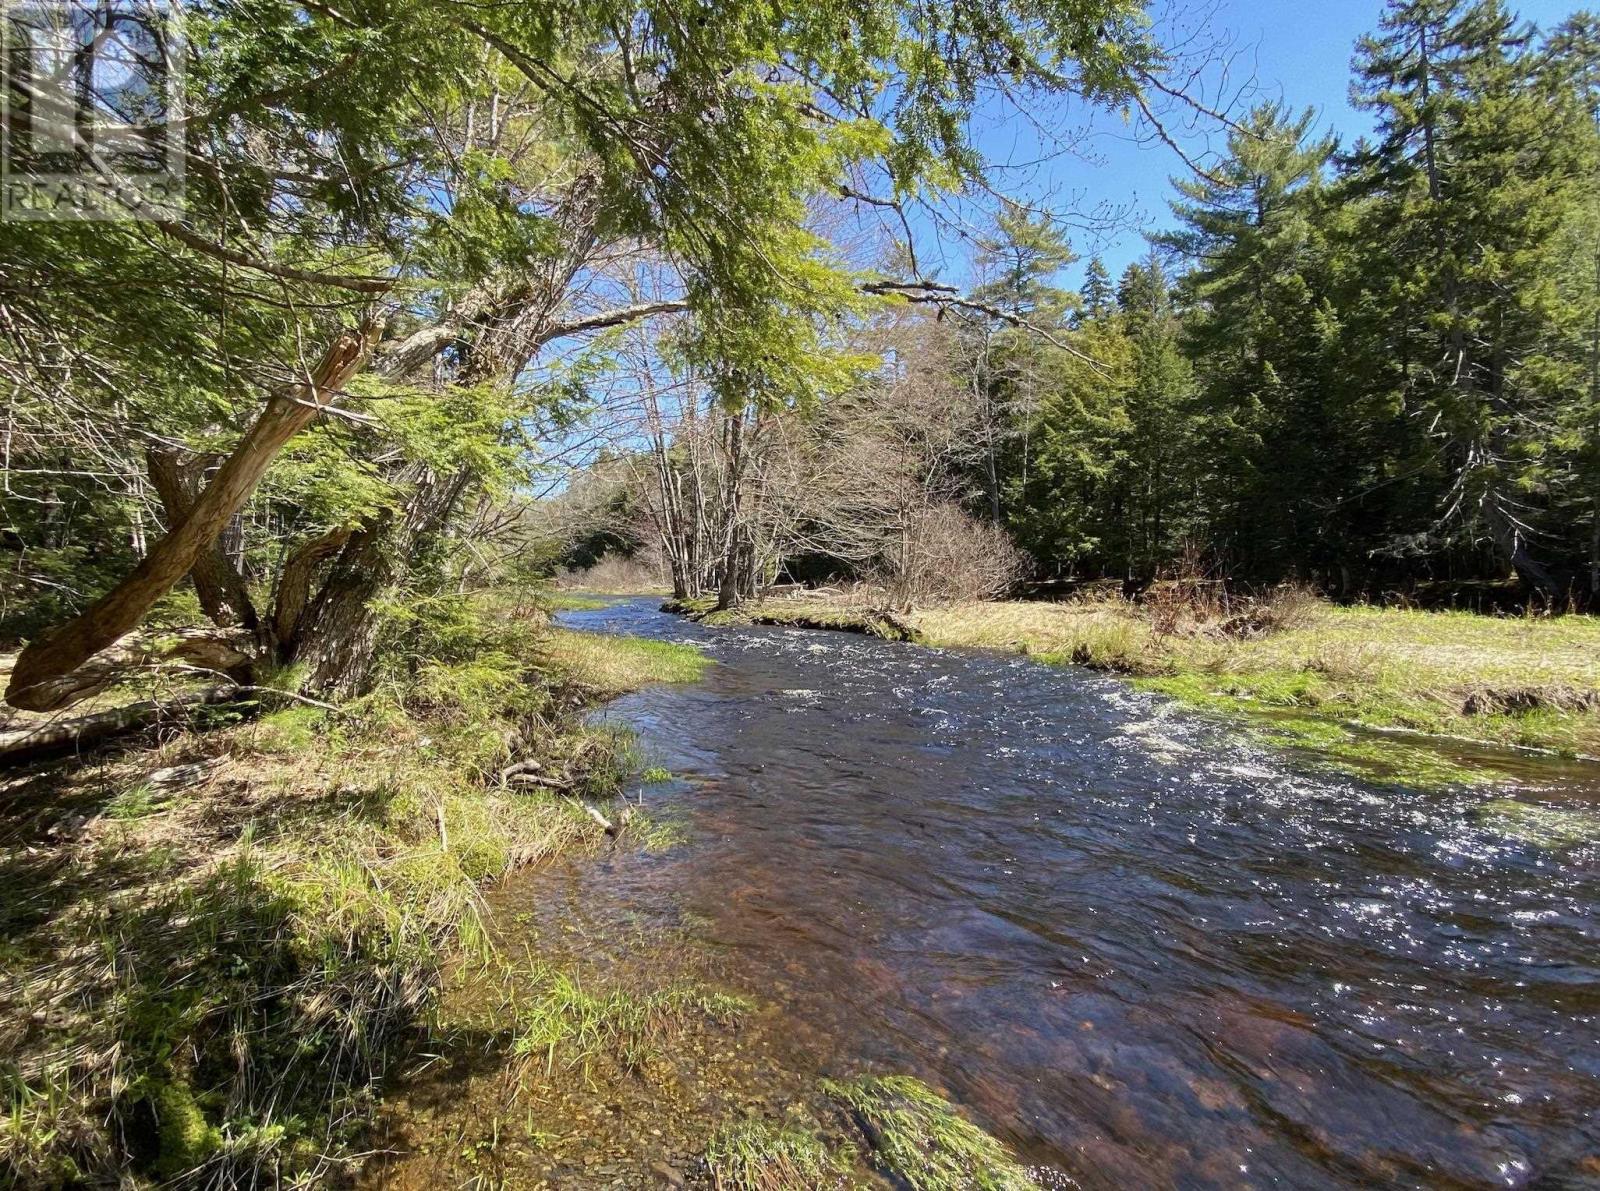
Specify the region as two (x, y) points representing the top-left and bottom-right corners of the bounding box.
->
(705, 1118), (857, 1190)
(149, 1076), (222, 1178)
(824, 1075), (1035, 1191)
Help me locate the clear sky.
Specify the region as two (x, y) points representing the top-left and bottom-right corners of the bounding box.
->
(947, 0), (1586, 288)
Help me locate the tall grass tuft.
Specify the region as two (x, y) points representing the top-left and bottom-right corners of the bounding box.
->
(824, 1074), (1037, 1191)
(705, 1118), (856, 1190)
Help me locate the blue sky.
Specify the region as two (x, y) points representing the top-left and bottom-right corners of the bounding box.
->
(942, 0), (1584, 288)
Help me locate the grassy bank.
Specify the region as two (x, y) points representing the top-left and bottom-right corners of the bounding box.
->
(676, 592), (1600, 789)
(0, 603), (706, 1187)
(665, 595), (921, 642)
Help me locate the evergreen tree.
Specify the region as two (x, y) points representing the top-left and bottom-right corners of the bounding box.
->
(964, 206), (1078, 523)
(1157, 103), (1343, 577)
(1114, 253), (1195, 576)
(1346, 0), (1597, 598)
(1079, 256), (1116, 323)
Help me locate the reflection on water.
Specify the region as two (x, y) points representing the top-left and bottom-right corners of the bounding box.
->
(513, 598), (1599, 1188)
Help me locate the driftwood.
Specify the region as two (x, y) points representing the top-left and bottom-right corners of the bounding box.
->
(572, 798), (617, 836)
(0, 687), (239, 763)
(502, 769), (618, 836)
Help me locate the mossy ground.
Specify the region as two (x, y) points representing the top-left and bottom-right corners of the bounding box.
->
(0, 599), (709, 1188)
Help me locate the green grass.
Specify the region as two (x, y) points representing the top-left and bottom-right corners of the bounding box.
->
(0, 596), (702, 1188)
(704, 1118), (857, 1190)
(823, 1075), (1036, 1191)
(512, 967), (750, 1076)
(545, 592), (610, 612)
(539, 627), (710, 697)
(104, 782), (160, 820)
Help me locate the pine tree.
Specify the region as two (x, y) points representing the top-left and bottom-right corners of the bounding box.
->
(1078, 256), (1116, 323)
(1157, 103), (1342, 576)
(1346, 0), (1596, 599)
(1542, 13), (1600, 599)
(965, 206), (1078, 523)
(1113, 253), (1195, 576)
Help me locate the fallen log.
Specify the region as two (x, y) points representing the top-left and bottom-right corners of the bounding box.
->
(0, 687), (241, 764)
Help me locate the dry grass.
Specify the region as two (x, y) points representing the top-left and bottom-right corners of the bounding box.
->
(910, 597), (1600, 759)
(555, 554), (668, 595)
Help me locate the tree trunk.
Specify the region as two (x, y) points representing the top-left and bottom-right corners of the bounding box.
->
(1483, 496), (1563, 606)
(270, 526), (352, 655)
(145, 448), (261, 637)
(715, 410), (748, 612)
(291, 466), (473, 697)
(0, 686), (240, 762)
(6, 327), (377, 711)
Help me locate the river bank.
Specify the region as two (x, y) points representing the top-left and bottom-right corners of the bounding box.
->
(0, 600), (707, 1186)
(666, 592), (1600, 791)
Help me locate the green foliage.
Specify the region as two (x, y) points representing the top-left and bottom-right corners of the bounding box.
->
(968, 0), (1600, 599)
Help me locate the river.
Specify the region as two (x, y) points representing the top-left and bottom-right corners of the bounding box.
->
(395, 597), (1600, 1188)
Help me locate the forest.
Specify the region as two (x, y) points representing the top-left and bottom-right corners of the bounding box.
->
(2, 0), (1599, 1188)
(543, 4), (1600, 613)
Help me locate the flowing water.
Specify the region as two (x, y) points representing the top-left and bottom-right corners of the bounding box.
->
(501, 598), (1599, 1188)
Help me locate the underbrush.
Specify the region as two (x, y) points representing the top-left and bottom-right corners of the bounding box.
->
(0, 596), (707, 1188)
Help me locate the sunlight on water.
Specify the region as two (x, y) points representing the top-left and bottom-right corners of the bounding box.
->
(536, 597), (1599, 1188)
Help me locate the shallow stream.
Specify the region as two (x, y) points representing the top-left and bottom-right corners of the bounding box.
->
(403, 598), (1600, 1187)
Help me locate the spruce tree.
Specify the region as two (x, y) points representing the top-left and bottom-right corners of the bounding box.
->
(1157, 103), (1341, 577)
(1347, 0), (1595, 598)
